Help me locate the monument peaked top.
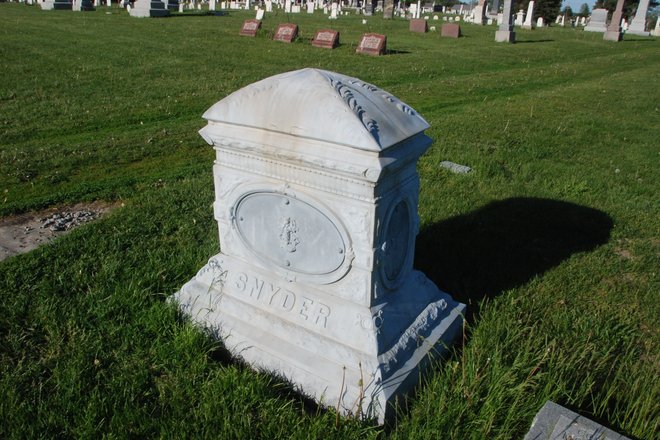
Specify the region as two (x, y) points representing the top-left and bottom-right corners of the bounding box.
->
(201, 68), (429, 152)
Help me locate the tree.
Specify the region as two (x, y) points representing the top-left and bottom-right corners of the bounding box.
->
(579, 2), (590, 16)
(562, 5), (573, 16)
(515, 0), (563, 22)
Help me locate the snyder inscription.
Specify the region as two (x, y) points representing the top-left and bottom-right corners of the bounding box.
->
(215, 268), (332, 328)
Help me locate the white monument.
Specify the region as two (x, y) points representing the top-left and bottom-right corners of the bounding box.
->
(495, 0), (515, 42)
(628, 0), (650, 36)
(515, 9), (525, 26)
(174, 69), (465, 423)
(584, 8), (608, 32)
(522, 1), (534, 29)
(129, 0), (170, 16)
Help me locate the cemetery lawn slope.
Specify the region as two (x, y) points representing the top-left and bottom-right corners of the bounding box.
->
(1, 4), (658, 439)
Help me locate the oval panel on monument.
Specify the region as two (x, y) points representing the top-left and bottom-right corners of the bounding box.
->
(233, 192), (347, 279)
(381, 199), (413, 288)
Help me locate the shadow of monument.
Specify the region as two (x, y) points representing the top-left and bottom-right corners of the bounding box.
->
(414, 197), (613, 319)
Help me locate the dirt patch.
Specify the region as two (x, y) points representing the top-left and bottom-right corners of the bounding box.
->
(0, 201), (119, 262)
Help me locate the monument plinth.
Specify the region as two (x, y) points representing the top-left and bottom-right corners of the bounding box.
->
(174, 68), (465, 422)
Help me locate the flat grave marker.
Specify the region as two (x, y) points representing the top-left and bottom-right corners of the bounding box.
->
(240, 19), (261, 36)
(273, 23), (299, 43)
(356, 33), (386, 56)
(311, 29), (339, 49)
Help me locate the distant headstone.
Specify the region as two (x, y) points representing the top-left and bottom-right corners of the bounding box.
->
(255, 8), (264, 19)
(307, 1), (314, 13)
(292, 4), (300, 12)
(522, 1), (534, 29)
(311, 29), (339, 48)
(433, 14), (438, 20)
(410, 18), (428, 32)
(515, 9), (524, 26)
(472, 1), (486, 25)
(273, 23), (299, 42)
(454, 15), (460, 21)
(441, 23), (461, 38)
(524, 401), (631, 440)
(129, 0), (170, 17)
(604, 0), (625, 41)
(265, 0), (271, 11)
(626, 0), (648, 36)
(440, 161), (471, 173)
(178, 2), (183, 11)
(239, 19), (261, 36)
(584, 8), (608, 32)
(495, 0), (515, 42)
(356, 32), (386, 55)
(536, 17), (544, 27)
(209, 0), (215, 10)
(174, 68), (465, 424)
(330, 1), (338, 19)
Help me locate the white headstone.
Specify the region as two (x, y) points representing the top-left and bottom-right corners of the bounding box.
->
(536, 16), (544, 27)
(330, 2), (337, 19)
(255, 7), (264, 19)
(654, 16), (660, 36)
(307, 1), (314, 13)
(584, 9), (608, 32)
(515, 9), (524, 26)
(627, 0), (650, 36)
(175, 68), (465, 425)
(522, 1), (534, 29)
(265, 0), (271, 11)
(284, 0), (291, 12)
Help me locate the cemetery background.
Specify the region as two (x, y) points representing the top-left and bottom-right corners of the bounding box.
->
(0, 3), (658, 438)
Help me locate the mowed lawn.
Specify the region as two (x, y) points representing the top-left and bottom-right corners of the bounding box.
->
(0, 4), (658, 438)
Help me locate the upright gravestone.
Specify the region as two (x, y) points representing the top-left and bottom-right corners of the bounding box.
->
(604, 0), (625, 41)
(356, 33), (387, 55)
(174, 68), (465, 423)
(129, 0), (170, 16)
(410, 18), (428, 32)
(515, 9), (524, 26)
(522, 0), (534, 29)
(495, 0), (515, 42)
(628, 0), (650, 35)
(472, 0), (487, 25)
(441, 22), (461, 37)
(584, 8), (608, 32)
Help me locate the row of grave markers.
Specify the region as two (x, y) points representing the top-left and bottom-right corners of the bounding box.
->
(240, 20), (388, 54)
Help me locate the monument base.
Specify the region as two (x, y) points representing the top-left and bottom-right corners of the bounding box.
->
(495, 30), (515, 42)
(174, 253), (465, 423)
(603, 30), (622, 41)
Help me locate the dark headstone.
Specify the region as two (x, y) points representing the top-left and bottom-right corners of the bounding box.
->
(441, 23), (461, 38)
(356, 33), (386, 56)
(273, 23), (299, 43)
(410, 18), (428, 33)
(312, 29), (339, 49)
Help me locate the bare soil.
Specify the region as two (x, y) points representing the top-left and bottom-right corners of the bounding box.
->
(0, 201), (119, 262)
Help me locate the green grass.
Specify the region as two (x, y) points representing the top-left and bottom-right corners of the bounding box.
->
(1, 4), (658, 438)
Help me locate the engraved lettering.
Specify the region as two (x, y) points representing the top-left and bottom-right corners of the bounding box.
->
(316, 31), (334, 41)
(281, 290), (296, 312)
(299, 296), (314, 320)
(231, 271), (332, 327)
(268, 284), (281, 305)
(250, 277), (264, 299)
(235, 272), (248, 291)
(315, 303), (331, 328)
(362, 36), (381, 50)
